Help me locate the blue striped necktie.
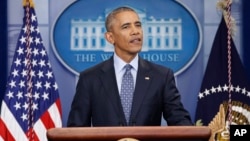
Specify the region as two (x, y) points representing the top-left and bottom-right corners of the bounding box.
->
(120, 64), (134, 124)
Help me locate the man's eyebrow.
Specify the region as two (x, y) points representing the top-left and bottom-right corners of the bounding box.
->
(121, 21), (141, 27)
(121, 22), (131, 27)
(135, 21), (142, 25)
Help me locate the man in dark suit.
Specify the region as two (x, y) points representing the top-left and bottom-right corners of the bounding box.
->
(67, 6), (193, 127)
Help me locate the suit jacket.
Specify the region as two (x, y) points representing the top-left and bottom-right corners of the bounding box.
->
(67, 56), (193, 126)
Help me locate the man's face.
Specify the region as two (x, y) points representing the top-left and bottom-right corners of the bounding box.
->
(106, 11), (143, 59)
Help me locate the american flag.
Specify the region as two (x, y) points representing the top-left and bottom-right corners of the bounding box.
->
(0, 1), (62, 141)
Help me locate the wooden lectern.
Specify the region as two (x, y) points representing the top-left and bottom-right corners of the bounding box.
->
(47, 126), (211, 141)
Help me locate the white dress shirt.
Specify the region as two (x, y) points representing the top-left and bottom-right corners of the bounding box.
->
(113, 53), (138, 94)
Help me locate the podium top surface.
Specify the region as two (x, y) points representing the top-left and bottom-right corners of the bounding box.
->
(47, 126), (211, 141)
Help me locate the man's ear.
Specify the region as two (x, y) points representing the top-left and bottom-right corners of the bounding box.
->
(105, 32), (114, 44)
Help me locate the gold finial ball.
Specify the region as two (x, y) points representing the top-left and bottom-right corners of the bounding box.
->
(117, 138), (140, 141)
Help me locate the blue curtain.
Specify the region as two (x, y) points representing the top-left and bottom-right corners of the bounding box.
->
(0, 0), (7, 104)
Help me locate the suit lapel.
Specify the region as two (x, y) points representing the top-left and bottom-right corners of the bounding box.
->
(130, 58), (152, 122)
(100, 58), (126, 121)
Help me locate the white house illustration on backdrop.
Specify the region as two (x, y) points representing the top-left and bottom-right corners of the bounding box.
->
(70, 8), (182, 52)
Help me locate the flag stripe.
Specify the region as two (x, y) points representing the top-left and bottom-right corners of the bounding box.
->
(34, 119), (48, 141)
(0, 136), (4, 141)
(41, 110), (55, 129)
(25, 127), (40, 141)
(0, 118), (14, 141)
(48, 99), (62, 127)
(0, 102), (27, 141)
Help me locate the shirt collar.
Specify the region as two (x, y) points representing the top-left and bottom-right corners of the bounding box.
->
(114, 53), (138, 72)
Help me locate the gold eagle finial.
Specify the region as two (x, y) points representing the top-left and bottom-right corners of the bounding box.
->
(208, 104), (229, 141)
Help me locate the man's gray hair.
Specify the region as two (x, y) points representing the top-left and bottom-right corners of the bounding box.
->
(105, 6), (136, 32)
